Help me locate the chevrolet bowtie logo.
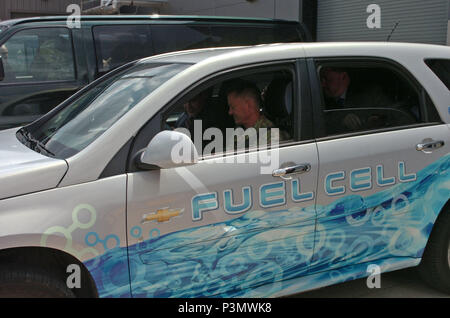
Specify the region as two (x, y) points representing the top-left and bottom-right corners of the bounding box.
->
(142, 208), (184, 223)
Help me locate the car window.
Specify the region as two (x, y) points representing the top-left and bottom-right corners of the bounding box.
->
(425, 59), (450, 90)
(93, 25), (153, 74)
(151, 25), (212, 55)
(0, 89), (78, 131)
(210, 25), (301, 47)
(0, 27), (75, 83)
(273, 25), (304, 42)
(162, 67), (295, 157)
(20, 62), (191, 159)
(151, 24), (303, 55)
(316, 62), (438, 136)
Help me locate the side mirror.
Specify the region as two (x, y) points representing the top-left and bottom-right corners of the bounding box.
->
(137, 130), (198, 170)
(0, 56), (4, 82)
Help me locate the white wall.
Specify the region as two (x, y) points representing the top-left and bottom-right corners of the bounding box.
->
(160, 0), (300, 21)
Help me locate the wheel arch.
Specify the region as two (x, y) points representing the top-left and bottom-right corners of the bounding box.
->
(431, 198), (450, 232)
(0, 245), (98, 298)
(421, 198), (450, 257)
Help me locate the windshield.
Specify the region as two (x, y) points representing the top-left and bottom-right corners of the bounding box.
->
(19, 62), (191, 158)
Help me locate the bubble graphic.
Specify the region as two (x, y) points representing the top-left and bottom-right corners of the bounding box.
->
(41, 204), (100, 263)
(149, 228), (161, 240)
(130, 226), (142, 238)
(85, 232), (120, 251)
(346, 208), (371, 227)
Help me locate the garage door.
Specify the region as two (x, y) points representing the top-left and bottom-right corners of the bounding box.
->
(317, 0), (449, 45)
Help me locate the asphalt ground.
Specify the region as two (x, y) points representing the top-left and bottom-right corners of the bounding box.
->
(290, 267), (450, 298)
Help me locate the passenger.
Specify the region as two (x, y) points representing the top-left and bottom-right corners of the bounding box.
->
(226, 80), (290, 148)
(320, 67), (394, 130)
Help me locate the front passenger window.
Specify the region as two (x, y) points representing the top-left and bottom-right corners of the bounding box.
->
(162, 68), (295, 156)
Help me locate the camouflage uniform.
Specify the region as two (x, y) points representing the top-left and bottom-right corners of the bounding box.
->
(253, 115), (290, 145)
(232, 115), (290, 151)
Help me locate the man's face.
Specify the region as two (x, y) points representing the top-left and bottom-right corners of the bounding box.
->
(184, 92), (207, 117)
(227, 93), (250, 126)
(321, 69), (349, 98)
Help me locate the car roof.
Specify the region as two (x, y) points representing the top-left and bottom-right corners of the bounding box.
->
(1, 14), (300, 27)
(141, 46), (249, 64)
(140, 42), (450, 66)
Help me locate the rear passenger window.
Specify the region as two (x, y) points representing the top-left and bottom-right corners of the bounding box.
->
(426, 59), (450, 90)
(0, 27), (75, 83)
(93, 25), (152, 74)
(316, 61), (440, 136)
(151, 25), (211, 54)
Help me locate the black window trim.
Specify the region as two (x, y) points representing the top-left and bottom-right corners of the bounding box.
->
(308, 56), (444, 142)
(0, 25), (79, 86)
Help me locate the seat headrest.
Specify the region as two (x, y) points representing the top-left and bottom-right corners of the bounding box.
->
(263, 78), (293, 119)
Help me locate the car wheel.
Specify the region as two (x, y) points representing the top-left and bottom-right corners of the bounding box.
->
(0, 267), (75, 298)
(419, 207), (450, 294)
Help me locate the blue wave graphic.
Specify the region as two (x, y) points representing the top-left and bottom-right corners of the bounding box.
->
(85, 154), (449, 298)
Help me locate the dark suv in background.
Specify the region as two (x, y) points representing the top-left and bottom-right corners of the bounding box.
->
(0, 15), (310, 130)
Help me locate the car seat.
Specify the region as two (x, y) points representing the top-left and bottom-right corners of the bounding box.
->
(262, 77), (293, 136)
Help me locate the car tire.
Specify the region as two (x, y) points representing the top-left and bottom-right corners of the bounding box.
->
(0, 267), (75, 298)
(419, 207), (450, 294)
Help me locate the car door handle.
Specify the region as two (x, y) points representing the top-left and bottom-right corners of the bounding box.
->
(272, 163), (311, 180)
(416, 140), (445, 152)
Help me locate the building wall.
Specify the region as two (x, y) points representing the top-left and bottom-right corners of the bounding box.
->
(448, 3), (450, 45)
(0, 0), (81, 21)
(317, 0), (449, 45)
(447, 21), (450, 45)
(159, 0), (300, 21)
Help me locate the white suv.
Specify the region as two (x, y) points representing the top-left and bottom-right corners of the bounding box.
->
(0, 42), (448, 298)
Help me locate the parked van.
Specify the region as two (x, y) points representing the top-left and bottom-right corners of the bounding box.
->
(0, 15), (310, 131)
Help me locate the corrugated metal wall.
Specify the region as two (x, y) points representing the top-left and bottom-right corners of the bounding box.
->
(317, 0), (449, 45)
(0, 0), (81, 21)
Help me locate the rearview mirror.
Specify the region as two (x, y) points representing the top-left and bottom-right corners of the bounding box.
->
(0, 56), (4, 82)
(137, 130), (198, 170)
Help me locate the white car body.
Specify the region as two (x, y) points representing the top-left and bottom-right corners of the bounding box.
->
(0, 42), (448, 298)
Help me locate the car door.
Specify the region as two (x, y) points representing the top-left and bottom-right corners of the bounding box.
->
(125, 61), (320, 298)
(307, 57), (450, 279)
